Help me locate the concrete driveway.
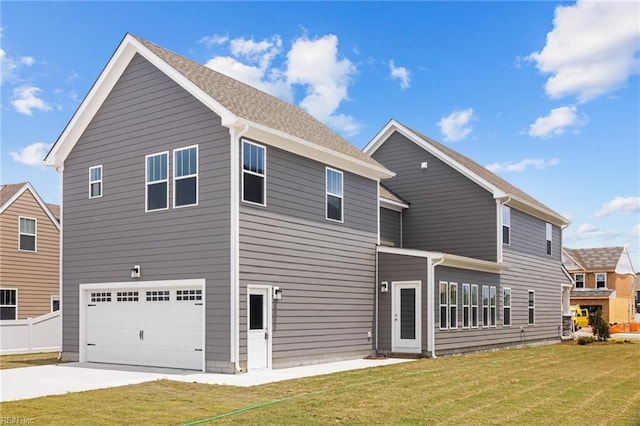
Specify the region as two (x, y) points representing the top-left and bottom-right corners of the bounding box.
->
(0, 357), (410, 402)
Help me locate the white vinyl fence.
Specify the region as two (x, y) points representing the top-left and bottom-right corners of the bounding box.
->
(0, 311), (61, 355)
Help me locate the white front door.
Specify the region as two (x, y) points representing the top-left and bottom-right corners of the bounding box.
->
(247, 286), (271, 370)
(392, 281), (422, 353)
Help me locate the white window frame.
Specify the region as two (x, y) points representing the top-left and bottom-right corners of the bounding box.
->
(471, 284), (479, 328)
(89, 165), (103, 199)
(439, 281), (448, 330)
(490, 286), (497, 327)
(482, 285), (490, 328)
(449, 282), (458, 329)
(326, 167), (344, 223)
(462, 283), (470, 329)
(18, 216), (37, 252)
(173, 145), (199, 208)
(596, 273), (607, 289)
(241, 140), (267, 207)
(528, 290), (535, 325)
(545, 223), (552, 256)
(0, 288), (18, 320)
(574, 273), (585, 288)
(502, 206), (511, 245)
(145, 151), (169, 212)
(51, 295), (60, 312)
(503, 288), (511, 326)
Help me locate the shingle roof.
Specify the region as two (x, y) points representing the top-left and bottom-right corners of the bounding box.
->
(0, 182), (27, 208)
(46, 203), (61, 221)
(563, 247), (626, 271)
(403, 124), (562, 218)
(133, 35), (384, 170)
(379, 184), (408, 205)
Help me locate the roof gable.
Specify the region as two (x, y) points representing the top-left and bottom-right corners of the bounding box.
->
(564, 246), (636, 274)
(0, 182), (61, 229)
(364, 120), (569, 226)
(45, 34), (392, 181)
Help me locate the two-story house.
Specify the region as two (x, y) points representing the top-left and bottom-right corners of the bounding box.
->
(563, 247), (637, 324)
(44, 34), (571, 373)
(0, 182), (60, 319)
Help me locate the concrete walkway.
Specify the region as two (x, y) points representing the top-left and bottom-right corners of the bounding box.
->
(0, 357), (411, 402)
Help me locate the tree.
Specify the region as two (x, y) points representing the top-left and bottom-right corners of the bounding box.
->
(591, 309), (610, 341)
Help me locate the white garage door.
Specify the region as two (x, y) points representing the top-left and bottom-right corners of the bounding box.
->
(85, 285), (203, 370)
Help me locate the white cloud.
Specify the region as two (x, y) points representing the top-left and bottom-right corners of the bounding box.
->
(485, 158), (560, 173)
(437, 108), (474, 142)
(528, 0), (640, 102)
(567, 223), (620, 241)
(632, 224), (640, 237)
(230, 36), (282, 69)
(389, 60), (410, 89)
(10, 142), (52, 166)
(11, 86), (52, 115)
(199, 34), (229, 47)
(528, 105), (587, 138)
(594, 196), (640, 218)
(21, 56), (35, 66)
(1, 48), (17, 84)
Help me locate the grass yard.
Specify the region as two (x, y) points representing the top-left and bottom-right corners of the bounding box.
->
(0, 352), (61, 370)
(2, 342), (639, 425)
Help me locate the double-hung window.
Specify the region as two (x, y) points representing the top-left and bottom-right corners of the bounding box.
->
(596, 273), (607, 289)
(471, 284), (479, 328)
(89, 165), (102, 198)
(574, 273), (585, 288)
(502, 206), (511, 245)
(545, 223), (552, 256)
(439, 281), (448, 330)
(0, 289), (17, 320)
(449, 282), (458, 329)
(503, 288), (511, 326)
(326, 167), (343, 222)
(19, 217), (36, 252)
(528, 290), (535, 325)
(174, 145), (198, 207)
(146, 152), (169, 211)
(242, 141), (266, 205)
(490, 286), (497, 327)
(482, 285), (490, 327)
(462, 284), (470, 328)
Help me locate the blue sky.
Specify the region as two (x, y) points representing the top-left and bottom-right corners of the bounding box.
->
(2, 1), (639, 268)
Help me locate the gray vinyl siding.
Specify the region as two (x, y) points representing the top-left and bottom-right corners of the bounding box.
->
(241, 140), (377, 234)
(239, 208), (377, 363)
(371, 132), (497, 261)
(376, 252), (428, 352)
(509, 208), (562, 261)
(380, 208), (401, 247)
(61, 54), (232, 364)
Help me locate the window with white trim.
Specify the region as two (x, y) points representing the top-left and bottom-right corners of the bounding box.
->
(449, 282), (458, 329)
(490, 286), (497, 327)
(89, 165), (102, 198)
(146, 152), (169, 211)
(471, 284), (479, 328)
(482, 285), (490, 327)
(574, 273), (585, 288)
(502, 206), (511, 245)
(528, 290), (535, 325)
(19, 217), (36, 252)
(174, 146), (198, 207)
(242, 141), (266, 205)
(596, 273), (607, 289)
(545, 223), (552, 256)
(439, 281), (448, 330)
(462, 283), (470, 328)
(0, 289), (17, 320)
(503, 288), (511, 326)
(326, 167), (343, 222)
(51, 296), (60, 312)
(177, 289), (202, 301)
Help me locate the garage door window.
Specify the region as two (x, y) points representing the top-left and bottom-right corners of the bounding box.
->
(177, 289), (202, 301)
(91, 292), (111, 303)
(146, 290), (170, 301)
(117, 291), (139, 302)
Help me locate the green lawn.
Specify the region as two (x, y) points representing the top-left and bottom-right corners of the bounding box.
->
(2, 342), (639, 425)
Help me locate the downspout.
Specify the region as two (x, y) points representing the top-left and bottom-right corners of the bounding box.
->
(427, 255), (445, 358)
(230, 123), (249, 373)
(375, 248), (379, 352)
(57, 166), (64, 361)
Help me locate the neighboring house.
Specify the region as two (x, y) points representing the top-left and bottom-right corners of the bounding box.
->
(44, 34), (571, 373)
(0, 182), (60, 320)
(563, 247), (637, 324)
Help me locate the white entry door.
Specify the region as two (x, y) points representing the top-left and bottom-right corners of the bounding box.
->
(247, 287), (271, 370)
(392, 281), (422, 353)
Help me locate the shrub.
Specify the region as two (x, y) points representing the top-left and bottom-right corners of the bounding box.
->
(591, 309), (610, 341)
(576, 336), (595, 345)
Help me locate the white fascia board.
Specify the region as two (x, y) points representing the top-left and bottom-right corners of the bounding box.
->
(377, 245), (443, 259)
(239, 119), (395, 181)
(44, 34), (237, 169)
(380, 197), (409, 211)
(377, 246), (506, 274)
(501, 196), (569, 227)
(0, 183), (60, 231)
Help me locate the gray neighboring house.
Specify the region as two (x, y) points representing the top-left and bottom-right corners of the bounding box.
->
(45, 34), (572, 373)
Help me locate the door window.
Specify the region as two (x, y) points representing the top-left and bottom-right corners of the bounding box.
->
(249, 294), (264, 330)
